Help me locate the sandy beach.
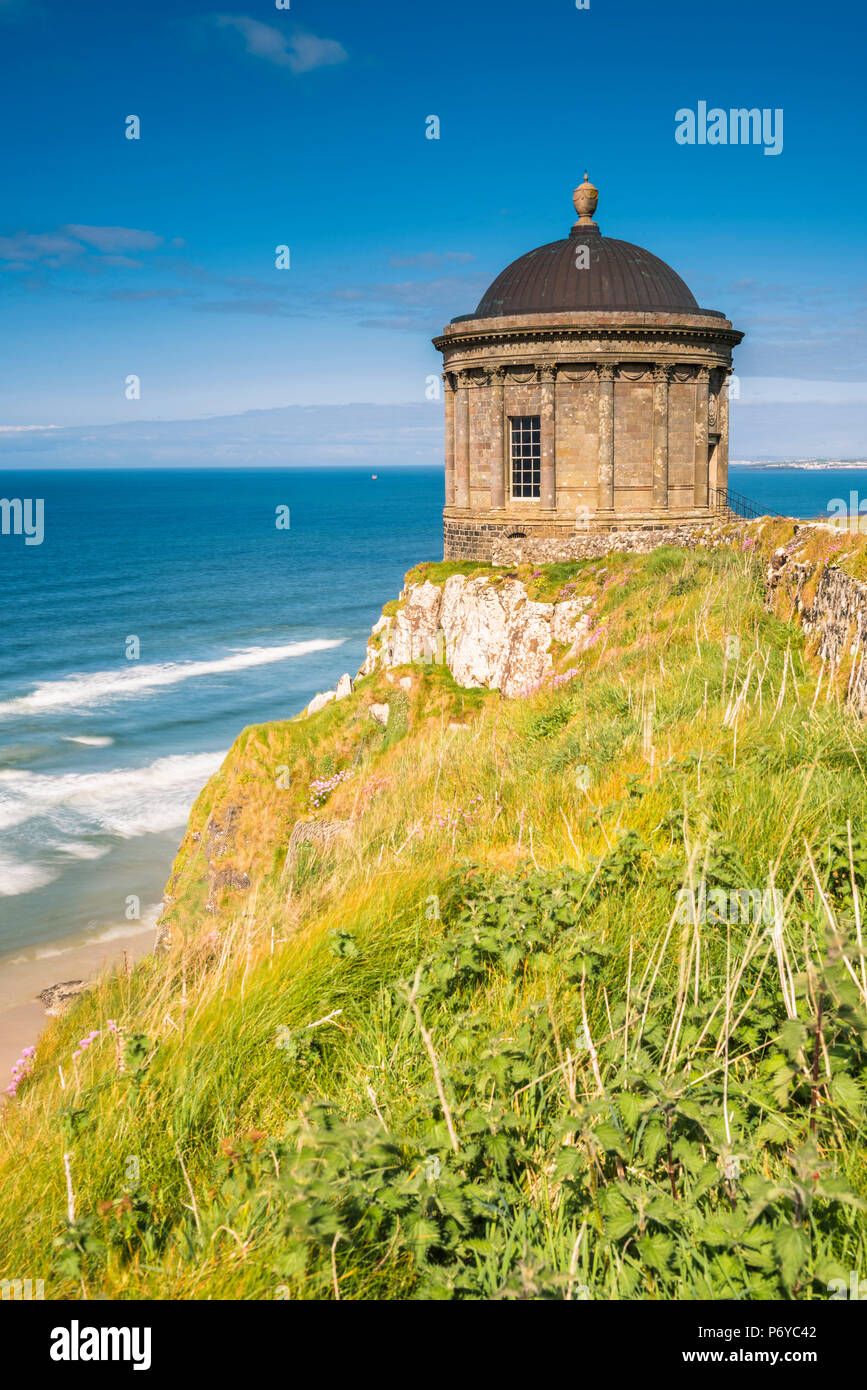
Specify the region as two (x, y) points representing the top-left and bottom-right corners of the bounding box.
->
(0, 916), (157, 1086)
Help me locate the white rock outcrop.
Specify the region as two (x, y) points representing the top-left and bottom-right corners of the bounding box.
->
(335, 673), (353, 700)
(357, 576), (596, 698)
(306, 689), (336, 716)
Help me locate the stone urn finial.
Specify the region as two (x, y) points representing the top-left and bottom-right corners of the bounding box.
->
(572, 171), (599, 229)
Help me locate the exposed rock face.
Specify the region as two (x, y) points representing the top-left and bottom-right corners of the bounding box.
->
(551, 597), (593, 645)
(209, 868), (251, 895)
(385, 581), (442, 667)
(358, 575), (597, 698)
(201, 804), (249, 915)
(306, 689), (336, 716)
(37, 980), (90, 1016)
(369, 702), (390, 726)
(440, 578), (554, 695)
(335, 673), (353, 700)
(206, 805), (241, 861)
(358, 615), (392, 677)
(765, 539), (867, 716)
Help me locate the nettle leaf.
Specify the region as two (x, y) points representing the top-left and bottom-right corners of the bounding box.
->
(692, 1163), (722, 1198)
(273, 1246), (309, 1280)
(744, 1178), (786, 1224)
(700, 1218), (736, 1248)
(641, 1121), (667, 1166)
(435, 1186), (469, 1223)
(404, 1215), (441, 1255)
(778, 1018), (808, 1062)
(754, 1117), (790, 1145)
(767, 1061), (796, 1109)
(645, 1194), (679, 1226)
(830, 1072), (864, 1116)
(672, 1136), (704, 1177)
(740, 1229), (776, 1272)
(715, 1252), (743, 1283)
(617, 1091), (642, 1131)
(463, 1108), (494, 1136)
(813, 1256), (849, 1288)
(485, 1132), (516, 1170)
(599, 1186), (636, 1240)
(637, 1232), (674, 1272)
(676, 1098), (712, 1130)
(500, 946), (524, 973)
(817, 1174), (865, 1207)
(593, 1122), (629, 1157)
(553, 1146), (586, 1181)
(772, 1223), (809, 1292)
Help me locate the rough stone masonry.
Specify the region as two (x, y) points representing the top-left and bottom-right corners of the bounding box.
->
(432, 173), (742, 562)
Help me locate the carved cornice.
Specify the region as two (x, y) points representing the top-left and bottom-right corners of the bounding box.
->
(433, 323), (742, 356)
(445, 356), (728, 392)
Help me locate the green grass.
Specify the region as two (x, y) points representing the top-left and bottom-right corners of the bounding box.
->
(2, 538), (866, 1300)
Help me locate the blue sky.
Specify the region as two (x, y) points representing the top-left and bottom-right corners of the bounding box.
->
(0, 0), (865, 456)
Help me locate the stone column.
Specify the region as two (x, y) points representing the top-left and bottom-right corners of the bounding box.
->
(596, 363), (615, 512)
(539, 364), (557, 510)
(693, 366), (709, 509)
(454, 370), (470, 508)
(489, 366), (506, 509)
(718, 369), (730, 495)
(443, 372), (456, 507)
(652, 363), (671, 510)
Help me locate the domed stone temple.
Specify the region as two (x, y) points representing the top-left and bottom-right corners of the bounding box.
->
(433, 175), (743, 561)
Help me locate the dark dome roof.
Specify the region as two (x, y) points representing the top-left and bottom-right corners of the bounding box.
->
(452, 174), (719, 323)
(461, 227), (701, 321)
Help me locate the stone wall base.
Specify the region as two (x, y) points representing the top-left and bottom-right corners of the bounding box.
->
(443, 515), (719, 564)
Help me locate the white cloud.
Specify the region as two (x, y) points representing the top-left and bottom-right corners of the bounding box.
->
(63, 225), (163, 253)
(0, 225), (168, 274)
(0, 232), (83, 264)
(215, 15), (347, 74)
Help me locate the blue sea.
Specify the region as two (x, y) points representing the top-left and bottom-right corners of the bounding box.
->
(728, 465), (867, 519)
(0, 462), (862, 980)
(0, 468), (443, 973)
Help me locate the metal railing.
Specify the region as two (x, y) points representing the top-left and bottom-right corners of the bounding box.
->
(709, 486), (784, 521)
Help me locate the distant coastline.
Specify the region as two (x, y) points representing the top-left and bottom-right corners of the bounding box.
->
(731, 460), (867, 470)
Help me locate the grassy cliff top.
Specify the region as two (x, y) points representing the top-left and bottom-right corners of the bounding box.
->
(2, 532), (866, 1300)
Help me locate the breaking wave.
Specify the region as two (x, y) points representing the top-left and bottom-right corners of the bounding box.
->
(0, 639), (345, 718)
(0, 750), (228, 838)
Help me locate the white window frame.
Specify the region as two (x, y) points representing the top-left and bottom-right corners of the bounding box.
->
(509, 415), (541, 500)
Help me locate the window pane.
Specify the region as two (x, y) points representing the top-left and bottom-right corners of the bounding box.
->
(509, 416), (541, 499)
